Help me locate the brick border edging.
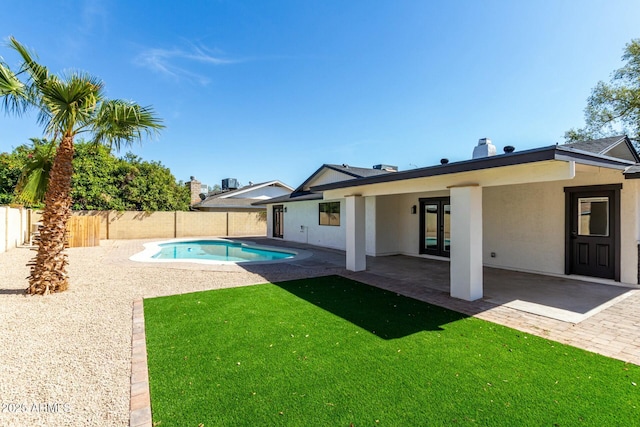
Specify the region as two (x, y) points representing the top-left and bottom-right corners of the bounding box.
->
(130, 299), (152, 427)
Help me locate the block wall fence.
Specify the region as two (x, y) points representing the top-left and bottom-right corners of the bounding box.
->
(1, 208), (267, 254)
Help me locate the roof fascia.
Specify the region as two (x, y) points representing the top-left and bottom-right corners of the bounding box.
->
(323, 164), (369, 179)
(599, 136), (626, 154)
(311, 146), (558, 192)
(311, 145), (636, 192)
(252, 192), (323, 205)
(292, 164), (331, 193)
(554, 146), (635, 169)
(622, 136), (640, 162)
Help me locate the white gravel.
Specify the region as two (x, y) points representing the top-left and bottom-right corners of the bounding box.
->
(0, 239), (342, 426)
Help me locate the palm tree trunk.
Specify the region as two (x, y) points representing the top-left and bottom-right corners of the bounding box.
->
(26, 135), (74, 295)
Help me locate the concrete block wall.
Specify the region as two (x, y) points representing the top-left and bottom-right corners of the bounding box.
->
(176, 211), (228, 237)
(76, 210), (266, 239)
(2, 209), (267, 251)
(227, 212), (266, 236)
(106, 211), (177, 239)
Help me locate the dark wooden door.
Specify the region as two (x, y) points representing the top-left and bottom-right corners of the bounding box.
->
(273, 205), (284, 238)
(566, 188), (619, 280)
(419, 198), (451, 257)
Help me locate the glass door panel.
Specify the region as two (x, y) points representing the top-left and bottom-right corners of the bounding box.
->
(443, 204), (451, 253)
(578, 197), (609, 236)
(424, 204), (438, 251)
(419, 198), (450, 257)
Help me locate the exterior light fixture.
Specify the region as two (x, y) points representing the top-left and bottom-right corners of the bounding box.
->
(411, 205), (417, 214)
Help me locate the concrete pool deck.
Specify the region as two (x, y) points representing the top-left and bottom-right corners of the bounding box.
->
(1, 238), (639, 427)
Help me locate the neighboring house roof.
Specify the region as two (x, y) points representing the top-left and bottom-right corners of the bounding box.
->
(311, 141), (638, 193)
(256, 164), (394, 205)
(562, 135), (639, 163)
(195, 180), (293, 209)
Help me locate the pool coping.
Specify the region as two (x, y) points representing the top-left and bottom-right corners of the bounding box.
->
(128, 237), (311, 265)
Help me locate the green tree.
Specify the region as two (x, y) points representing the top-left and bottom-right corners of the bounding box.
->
(565, 39), (640, 144)
(1, 140), (190, 211)
(71, 142), (124, 210)
(0, 37), (163, 295)
(116, 154), (190, 211)
(0, 150), (23, 205)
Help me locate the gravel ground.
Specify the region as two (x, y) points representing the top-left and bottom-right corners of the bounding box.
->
(0, 239), (343, 426)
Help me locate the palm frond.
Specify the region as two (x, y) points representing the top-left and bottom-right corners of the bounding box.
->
(14, 138), (56, 205)
(93, 99), (164, 151)
(39, 71), (104, 136)
(8, 36), (49, 88)
(0, 59), (28, 114)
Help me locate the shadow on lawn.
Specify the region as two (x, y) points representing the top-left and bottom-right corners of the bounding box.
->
(274, 275), (468, 340)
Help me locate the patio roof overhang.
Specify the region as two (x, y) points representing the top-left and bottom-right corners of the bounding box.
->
(312, 145), (634, 199)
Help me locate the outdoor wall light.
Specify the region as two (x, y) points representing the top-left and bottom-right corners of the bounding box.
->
(411, 205), (417, 214)
(284, 207), (287, 212)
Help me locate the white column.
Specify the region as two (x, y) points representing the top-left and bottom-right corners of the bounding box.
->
(345, 195), (366, 271)
(450, 185), (483, 301)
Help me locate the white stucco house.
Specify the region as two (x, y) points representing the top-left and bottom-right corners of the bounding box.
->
(193, 180), (293, 212)
(259, 136), (640, 301)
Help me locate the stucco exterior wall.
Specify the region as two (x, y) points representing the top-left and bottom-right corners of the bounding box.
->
(483, 182), (565, 275)
(483, 167), (637, 283)
(268, 199), (346, 250)
(0, 206), (28, 253)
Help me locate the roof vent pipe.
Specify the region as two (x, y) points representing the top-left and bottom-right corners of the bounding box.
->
(472, 138), (496, 159)
(440, 158), (449, 165)
(503, 145), (515, 154)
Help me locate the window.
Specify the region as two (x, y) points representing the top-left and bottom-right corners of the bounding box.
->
(578, 197), (609, 236)
(319, 202), (340, 226)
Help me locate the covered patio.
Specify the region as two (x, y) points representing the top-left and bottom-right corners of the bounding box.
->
(311, 142), (640, 303)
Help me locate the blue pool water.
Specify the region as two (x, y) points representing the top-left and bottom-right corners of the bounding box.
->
(152, 240), (295, 262)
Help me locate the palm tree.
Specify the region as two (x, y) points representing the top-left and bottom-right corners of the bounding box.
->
(0, 37), (163, 295)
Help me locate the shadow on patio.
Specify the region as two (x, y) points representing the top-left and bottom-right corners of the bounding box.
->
(240, 238), (636, 323)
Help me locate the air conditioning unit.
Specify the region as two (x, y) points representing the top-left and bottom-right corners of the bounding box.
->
(222, 178), (239, 190)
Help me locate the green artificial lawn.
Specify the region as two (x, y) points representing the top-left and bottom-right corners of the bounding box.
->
(144, 275), (639, 426)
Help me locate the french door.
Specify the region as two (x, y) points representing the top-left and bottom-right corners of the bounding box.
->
(273, 205), (284, 238)
(419, 198), (451, 257)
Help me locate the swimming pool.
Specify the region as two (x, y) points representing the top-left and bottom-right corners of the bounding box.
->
(130, 239), (300, 264)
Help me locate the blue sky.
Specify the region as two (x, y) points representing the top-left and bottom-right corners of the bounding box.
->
(1, 1), (639, 189)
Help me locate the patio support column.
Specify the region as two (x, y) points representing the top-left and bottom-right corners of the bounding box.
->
(345, 195), (366, 271)
(450, 185), (483, 301)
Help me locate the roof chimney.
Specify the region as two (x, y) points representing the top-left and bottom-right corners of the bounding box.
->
(472, 138), (496, 159)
